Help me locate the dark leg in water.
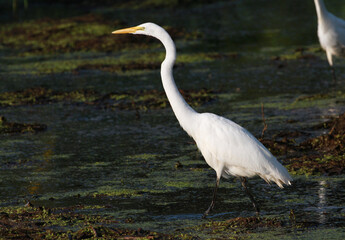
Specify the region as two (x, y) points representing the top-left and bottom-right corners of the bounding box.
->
(240, 177), (260, 215)
(202, 178), (220, 219)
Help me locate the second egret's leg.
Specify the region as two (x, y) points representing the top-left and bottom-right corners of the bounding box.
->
(240, 177), (260, 215)
(202, 178), (220, 219)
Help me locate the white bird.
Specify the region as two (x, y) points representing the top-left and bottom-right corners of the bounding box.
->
(112, 23), (292, 218)
(314, 0), (345, 81)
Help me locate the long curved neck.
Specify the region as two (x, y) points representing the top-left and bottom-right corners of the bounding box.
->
(314, 0), (329, 21)
(158, 29), (198, 136)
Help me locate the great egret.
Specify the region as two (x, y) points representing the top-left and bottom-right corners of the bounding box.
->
(112, 23), (292, 218)
(314, 0), (345, 81)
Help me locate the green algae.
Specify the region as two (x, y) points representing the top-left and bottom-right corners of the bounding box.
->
(0, 14), (118, 55)
(289, 91), (345, 109)
(1, 50), (227, 76)
(286, 155), (345, 176)
(0, 87), (98, 106)
(126, 153), (158, 161)
(262, 112), (345, 176)
(286, 152), (345, 176)
(237, 91), (345, 111)
(0, 13), (201, 59)
(178, 216), (286, 239)
(165, 181), (196, 188)
(0, 204), (170, 239)
(0, 87), (217, 110)
(174, 211), (345, 239)
(7, 203), (330, 240)
(92, 186), (143, 198)
(0, 13), (219, 77)
(275, 49), (318, 61)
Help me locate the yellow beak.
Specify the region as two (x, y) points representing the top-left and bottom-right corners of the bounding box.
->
(112, 26), (145, 34)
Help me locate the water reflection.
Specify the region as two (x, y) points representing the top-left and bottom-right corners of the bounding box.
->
(317, 180), (327, 224)
(27, 139), (55, 196)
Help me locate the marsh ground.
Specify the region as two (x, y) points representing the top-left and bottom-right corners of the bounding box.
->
(1, 0), (345, 239)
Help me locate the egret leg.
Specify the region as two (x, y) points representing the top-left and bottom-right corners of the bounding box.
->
(240, 177), (260, 215)
(202, 178), (220, 219)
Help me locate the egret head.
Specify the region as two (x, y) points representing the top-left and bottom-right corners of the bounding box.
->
(112, 22), (175, 63)
(112, 22), (160, 37)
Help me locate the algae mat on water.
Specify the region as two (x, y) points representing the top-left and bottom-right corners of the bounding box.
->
(261, 112), (345, 176)
(0, 87), (217, 110)
(1, 203), (345, 239)
(0, 204), (170, 239)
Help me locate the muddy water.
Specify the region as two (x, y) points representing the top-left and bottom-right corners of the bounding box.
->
(1, 0), (345, 238)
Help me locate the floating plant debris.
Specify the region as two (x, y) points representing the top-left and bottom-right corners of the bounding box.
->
(261, 112), (345, 176)
(0, 116), (47, 134)
(194, 216), (283, 235)
(0, 87), (98, 106)
(0, 204), (171, 239)
(0, 14), (200, 56)
(0, 87), (217, 110)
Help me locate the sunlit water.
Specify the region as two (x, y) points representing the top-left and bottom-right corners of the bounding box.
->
(1, 0), (345, 237)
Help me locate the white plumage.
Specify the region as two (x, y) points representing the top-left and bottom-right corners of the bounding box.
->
(314, 0), (345, 77)
(112, 22), (292, 217)
(194, 113), (291, 188)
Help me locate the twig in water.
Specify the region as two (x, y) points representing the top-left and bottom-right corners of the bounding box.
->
(90, 225), (99, 238)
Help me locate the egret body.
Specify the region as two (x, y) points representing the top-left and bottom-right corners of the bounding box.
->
(314, 0), (345, 80)
(112, 23), (292, 218)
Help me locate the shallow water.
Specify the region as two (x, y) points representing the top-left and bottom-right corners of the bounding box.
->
(1, 0), (345, 238)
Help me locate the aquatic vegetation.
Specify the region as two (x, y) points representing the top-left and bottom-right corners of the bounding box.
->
(286, 154), (345, 176)
(0, 87), (217, 110)
(165, 181), (196, 188)
(0, 11), (218, 77)
(285, 113), (345, 176)
(0, 14), (129, 55)
(1, 202), (344, 239)
(1, 50), (227, 76)
(193, 216), (283, 235)
(0, 116), (46, 134)
(1, 1), (345, 238)
(0, 204), (170, 239)
(0, 87), (98, 106)
(238, 91), (345, 111)
(262, 112), (345, 176)
(273, 48), (319, 61)
(0, 13), (201, 57)
(92, 186), (143, 198)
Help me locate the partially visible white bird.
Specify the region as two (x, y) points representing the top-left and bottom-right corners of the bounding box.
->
(314, 0), (345, 80)
(112, 23), (292, 218)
